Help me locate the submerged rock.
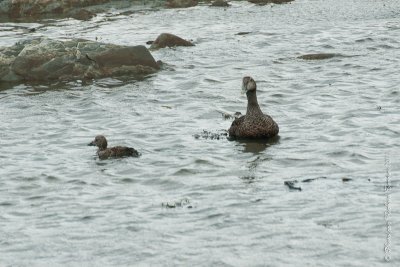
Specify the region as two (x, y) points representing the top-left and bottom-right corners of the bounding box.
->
(248, 0), (294, 4)
(236, 32), (252, 35)
(302, 177), (326, 183)
(298, 53), (339, 60)
(284, 177), (327, 191)
(0, 38), (159, 82)
(166, 0), (198, 8)
(150, 33), (194, 50)
(284, 180), (302, 191)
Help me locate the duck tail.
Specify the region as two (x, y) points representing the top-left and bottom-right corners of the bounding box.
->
(128, 148), (140, 157)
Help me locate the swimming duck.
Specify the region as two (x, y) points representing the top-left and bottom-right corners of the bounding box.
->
(88, 135), (140, 159)
(228, 76), (279, 139)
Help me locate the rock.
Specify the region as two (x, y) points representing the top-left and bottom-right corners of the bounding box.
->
(236, 32), (252, 35)
(150, 33), (194, 50)
(301, 177), (326, 183)
(0, 38), (159, 82)
(298, 53), (338, 60)
(284, 180), (302, 191)
(70, 9), (97, 20)
(248, 0), (294, 4)
(0, 0), (110, 21)
(166, 0), (198, 8)
(211, 0), (230, 7)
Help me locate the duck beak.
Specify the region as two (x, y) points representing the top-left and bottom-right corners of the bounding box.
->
(88, 140), (96, 146)
(241, 84), (247, 95)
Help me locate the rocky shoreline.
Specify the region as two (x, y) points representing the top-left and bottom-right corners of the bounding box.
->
(0, 0), (169, 22)
(0, 31), (197, 83)
(0, 0), (202, 22)
(0, 0), (298, 83)
(0, 0), (295, 22)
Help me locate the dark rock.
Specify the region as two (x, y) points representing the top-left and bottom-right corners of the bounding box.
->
(298, 53), (338, 60)
(342, 178), (353, 182)
(302, 177), (326, 183)
(150, 33), (194, 50)
(211, 0), (230, 7)
(0, 38), (159, 82)
(70, 9), (96, 20)
(166, 0), (198, 8)
(284, 180), (302, 191)
(236, 32), (252, 35)
(248, 0), (294, 4)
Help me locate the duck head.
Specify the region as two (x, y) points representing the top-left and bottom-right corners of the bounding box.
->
(88, 135), (108, 150)
(241, 76), (257, 94)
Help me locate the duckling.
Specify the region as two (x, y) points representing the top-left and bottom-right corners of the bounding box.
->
(88, 135), (139, 159)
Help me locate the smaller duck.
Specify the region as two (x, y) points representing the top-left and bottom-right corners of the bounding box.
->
(88, 135), (140, 160)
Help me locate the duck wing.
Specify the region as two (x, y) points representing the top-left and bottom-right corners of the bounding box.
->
(110, 146), (140, 158)
(228, 115), (246, 137)
(261, 114), (279, 136)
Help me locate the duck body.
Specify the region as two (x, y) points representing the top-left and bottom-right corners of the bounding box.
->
(88, 135), (139, 160)
(228, 76), (279, 139)
(97, 146), (139, 160)
(229, 113), (279, 139)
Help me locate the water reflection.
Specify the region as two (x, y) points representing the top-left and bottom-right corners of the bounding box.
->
(237, 137), (279, 183)
(235, 135), (280, 154)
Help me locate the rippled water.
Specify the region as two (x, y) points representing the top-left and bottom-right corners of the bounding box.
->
(1, 0), (399, 266)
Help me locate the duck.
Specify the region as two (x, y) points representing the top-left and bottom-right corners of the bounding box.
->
(228, 76), (279, 139)
(88, 135), (140, 159)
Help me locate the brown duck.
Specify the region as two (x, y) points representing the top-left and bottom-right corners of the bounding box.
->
(88, 135), (140, 160)
(228, 76), (279, 139)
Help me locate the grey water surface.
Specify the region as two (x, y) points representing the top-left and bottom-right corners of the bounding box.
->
(0, 0), (399, 266)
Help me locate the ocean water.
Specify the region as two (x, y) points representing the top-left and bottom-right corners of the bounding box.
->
(0, 0), (399, 266)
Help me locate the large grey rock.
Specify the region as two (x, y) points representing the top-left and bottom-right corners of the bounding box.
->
(150, 33), (194, 50)
(298, 53), (338, 60)
(0, 38), (159, 82)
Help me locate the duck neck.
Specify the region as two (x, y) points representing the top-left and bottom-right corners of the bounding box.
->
(98, 146), (107, 152)
(246, 90), (263, 116)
